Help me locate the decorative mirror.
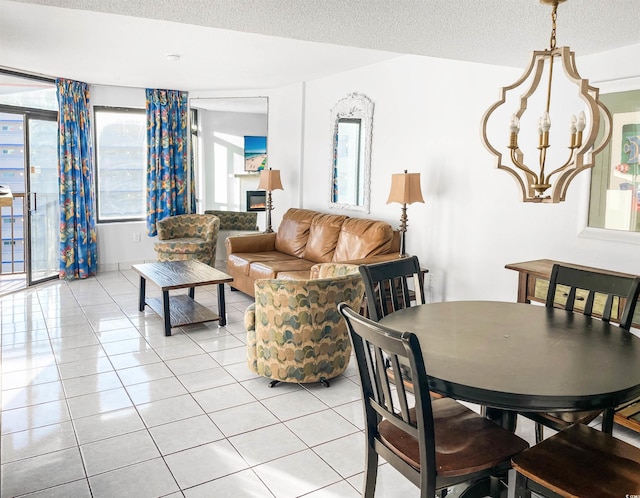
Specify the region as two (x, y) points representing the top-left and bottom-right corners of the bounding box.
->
(189, 96), (268, 211)
(329, 93), (374, 213)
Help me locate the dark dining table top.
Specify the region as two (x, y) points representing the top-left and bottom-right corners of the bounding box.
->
(379, 301), (640, 413)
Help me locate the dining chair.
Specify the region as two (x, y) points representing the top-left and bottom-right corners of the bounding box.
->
(522, 263), (640, 443)
(358, 255), (425, 321)
(338, 303), (529, 498)
(359, 256), (428, 395)
(511, 423), (640, 498)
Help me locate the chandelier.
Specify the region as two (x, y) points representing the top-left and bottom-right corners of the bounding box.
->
(481, 0), (612, 203)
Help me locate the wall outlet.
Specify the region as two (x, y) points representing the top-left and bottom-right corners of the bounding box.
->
(132, 232), (141, 243)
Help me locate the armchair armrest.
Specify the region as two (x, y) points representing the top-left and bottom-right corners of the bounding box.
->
(203, 215), (220, 242)
(311, 263), (360, 279)
(157, 219), (173, 240)
(226, 232), (276, 254)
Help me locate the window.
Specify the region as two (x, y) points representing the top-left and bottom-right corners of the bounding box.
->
(0, 71), (57, 111)
(94, 107), (146, 222)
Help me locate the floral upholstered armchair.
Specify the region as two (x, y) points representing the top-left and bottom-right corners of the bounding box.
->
(154, 214), (220, 267)
(245, 263), (365, 387)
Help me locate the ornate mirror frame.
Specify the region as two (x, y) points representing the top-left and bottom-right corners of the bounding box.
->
(329, 92), (374, 213)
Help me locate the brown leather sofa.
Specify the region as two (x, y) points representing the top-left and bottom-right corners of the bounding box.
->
(225, 208), (401, 297)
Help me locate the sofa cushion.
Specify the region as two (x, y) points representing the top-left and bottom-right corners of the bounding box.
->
(249, 259), (316, 280)
(274, 208), (315, 258)
(277, 270), (314, 280)
(228, 251), (299, 276)
(303, 213), (347, 263)
(333, 218), (394, 261)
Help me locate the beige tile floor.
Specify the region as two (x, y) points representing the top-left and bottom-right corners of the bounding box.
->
(1, 269), (639, 497)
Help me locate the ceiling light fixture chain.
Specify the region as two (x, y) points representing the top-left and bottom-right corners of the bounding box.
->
(549, 0), (558, 50)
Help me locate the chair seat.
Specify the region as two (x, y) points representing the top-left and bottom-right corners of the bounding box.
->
(522, 409), (601, 429)
(614, 396), (640, 432)
(154, 237), (209, 254)
(379, 398), (529, 478)
(512, 423), (640, 498)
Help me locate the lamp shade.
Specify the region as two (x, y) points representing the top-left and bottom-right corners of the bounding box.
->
(258, 168), (283, 191)
(387, 171), (424, 205)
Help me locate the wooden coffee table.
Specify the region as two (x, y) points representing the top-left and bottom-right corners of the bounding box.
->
(132, 260), (234, 336)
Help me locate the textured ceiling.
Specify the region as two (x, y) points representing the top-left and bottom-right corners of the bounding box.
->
(1, 0), (639, 91)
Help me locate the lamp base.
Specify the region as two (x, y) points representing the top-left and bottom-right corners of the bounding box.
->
(264, 191), (274, 233)
(398, 228), (407, 258)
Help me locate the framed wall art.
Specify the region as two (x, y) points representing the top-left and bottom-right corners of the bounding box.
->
(244, 135), (267, 172)
(588, 87), (640, 233)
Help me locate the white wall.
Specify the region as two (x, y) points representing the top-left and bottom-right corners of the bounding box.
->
(301, 52), (640, 302)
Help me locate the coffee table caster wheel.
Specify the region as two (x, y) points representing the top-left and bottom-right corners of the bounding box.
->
(320, 378), (330, 388)
(269, 380), (280, 388)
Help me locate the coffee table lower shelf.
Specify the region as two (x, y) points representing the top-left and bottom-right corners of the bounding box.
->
(145, 295), (221, 329)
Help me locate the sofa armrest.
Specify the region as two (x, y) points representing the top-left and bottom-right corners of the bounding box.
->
(226, 232), (276, 254)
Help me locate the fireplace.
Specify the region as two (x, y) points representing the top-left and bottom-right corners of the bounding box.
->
(246, 190), (266, 211)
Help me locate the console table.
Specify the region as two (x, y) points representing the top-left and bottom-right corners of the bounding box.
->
(506, 258), (640, 434)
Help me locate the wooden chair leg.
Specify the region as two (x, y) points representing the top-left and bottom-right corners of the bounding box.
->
(534, 423), (544, 444)
(601, 407), (614, 434)
(363, 444), (378, 498)
(489, 475), (502, 498)
(514, 472), (531, 498)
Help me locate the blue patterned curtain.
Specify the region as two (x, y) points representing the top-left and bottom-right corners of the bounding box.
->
(146, 89), (194, 236)
(56, 78), (98, 279)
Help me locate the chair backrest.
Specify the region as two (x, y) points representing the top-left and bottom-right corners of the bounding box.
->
(338, 302), (437, 493)
(157, 214), (220, 242)
(359, 256), (425, 321)
(546, 264), (640, 330)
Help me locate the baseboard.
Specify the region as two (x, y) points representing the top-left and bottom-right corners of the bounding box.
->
(97, 260), (156, 273)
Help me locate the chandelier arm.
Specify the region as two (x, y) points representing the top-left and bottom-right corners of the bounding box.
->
(510, 149), (540, 183)
(545, 148), (577, 180)
(539, 147), (547, 184)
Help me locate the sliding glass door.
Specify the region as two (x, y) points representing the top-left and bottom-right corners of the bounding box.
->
(0, 72), (58, 287)
(26, 115), (59, 284)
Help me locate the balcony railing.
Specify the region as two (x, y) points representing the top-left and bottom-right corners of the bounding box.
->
(1, 192), (25, 275)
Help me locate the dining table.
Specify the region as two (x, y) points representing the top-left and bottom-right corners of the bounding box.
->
(378, 301), (640, 433)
